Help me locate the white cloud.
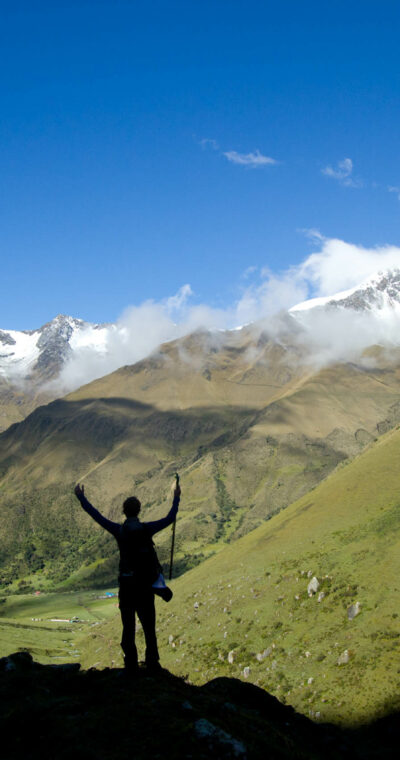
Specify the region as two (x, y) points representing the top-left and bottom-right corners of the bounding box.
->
(56, 236), (400, 391)
(223, 149), (277, 168)
(166, 284), (193, 311)
(322, 157), (361, 187)
(297, 237), (400, 296)
(198, 138), (278, 169)
(322, 157), (353, 180)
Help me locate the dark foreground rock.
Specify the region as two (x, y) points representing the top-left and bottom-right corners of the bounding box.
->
(0, 652), (398, 759)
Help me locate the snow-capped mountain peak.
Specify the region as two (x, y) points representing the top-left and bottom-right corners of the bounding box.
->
(290, 268), (400, 315)
(3, 267), (400, 391)
(0, 314), (110, 383)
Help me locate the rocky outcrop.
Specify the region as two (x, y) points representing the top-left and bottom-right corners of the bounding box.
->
(0, 652), (398, 759)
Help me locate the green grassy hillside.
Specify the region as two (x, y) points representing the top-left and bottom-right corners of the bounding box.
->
(1, 329), (400, 588)
(78, 424), (400, 726)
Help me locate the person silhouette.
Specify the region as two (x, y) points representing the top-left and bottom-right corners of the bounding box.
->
(74, 480), (180, 674)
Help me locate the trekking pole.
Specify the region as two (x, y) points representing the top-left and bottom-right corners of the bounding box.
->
(169, 473), (179, 580)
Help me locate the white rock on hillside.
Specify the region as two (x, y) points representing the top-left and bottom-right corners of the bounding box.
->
(337, 649), (350, 666)
(307, 577), (320, 596)
(256, 647), (272, 661)
(347, 602), (361, 620)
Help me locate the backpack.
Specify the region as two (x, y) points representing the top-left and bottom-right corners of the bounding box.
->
(118, 520), (161, 585)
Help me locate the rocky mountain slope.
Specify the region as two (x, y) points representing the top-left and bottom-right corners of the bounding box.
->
(2, 652), (397, 760)
(2, 267), (400, 433)
(290, 268), (400, 314)
(0, 315), (110, 431)
(0, 315), (109, 384)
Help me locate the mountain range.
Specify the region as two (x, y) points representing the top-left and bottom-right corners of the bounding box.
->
(1, 268), (400, 433)
(1, 268), (400, 727)
(1, 269), (400, 589)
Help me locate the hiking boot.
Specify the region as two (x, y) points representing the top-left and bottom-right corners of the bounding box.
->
(123, 656), (139, 676)
(145, 661), (163, 676)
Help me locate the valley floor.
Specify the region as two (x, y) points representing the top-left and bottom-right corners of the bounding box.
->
(0, 589), (118, 665)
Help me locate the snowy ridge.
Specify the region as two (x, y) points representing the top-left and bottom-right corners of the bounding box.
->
(290, 268), (400, 314)
(0, 314), (111, 383)
(0, 329), (40, 377)
(2, 268), (400, 389)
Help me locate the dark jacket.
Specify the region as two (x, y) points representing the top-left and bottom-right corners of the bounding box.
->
(77, 492), (179, 581)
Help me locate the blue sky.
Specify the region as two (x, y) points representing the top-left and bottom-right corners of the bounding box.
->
(1, 0), (400, 329)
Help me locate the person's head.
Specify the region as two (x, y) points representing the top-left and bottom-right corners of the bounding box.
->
(123, 496), (141, 518)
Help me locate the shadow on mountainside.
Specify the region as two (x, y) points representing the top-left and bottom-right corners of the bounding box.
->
(0, 653), (398, 760)
(0, 395), (260, 463)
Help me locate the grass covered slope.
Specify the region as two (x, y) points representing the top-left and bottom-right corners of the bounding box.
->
(2, 327), (400, 588)
(79, 425), (400, 726)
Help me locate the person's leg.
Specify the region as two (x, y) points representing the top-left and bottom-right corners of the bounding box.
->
(136, 591), (159, 666)
(119, 579), (138, 670)
(119, 605), (138, 668)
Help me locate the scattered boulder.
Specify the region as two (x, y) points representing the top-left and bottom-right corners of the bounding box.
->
(337, 649), (350, 666)
(228, 650), (236, 664)
(317, 592), (325, 603)
(307, 577), (320, 597)
(347, 602), (361, 620)
(194, 719), (246, 757)
(243, 666), (250, 678)
(0, 651), (33, 672)
(256, 647), (272, 662)
(194, 602), (199, 610)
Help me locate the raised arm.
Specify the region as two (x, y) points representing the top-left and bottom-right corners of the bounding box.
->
(74, 484), (120, 537)
(145, 484), (181, 536)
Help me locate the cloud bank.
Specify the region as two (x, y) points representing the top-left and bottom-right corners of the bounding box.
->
(57, 236), (400, 390)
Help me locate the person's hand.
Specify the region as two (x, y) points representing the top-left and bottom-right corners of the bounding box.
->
(171, 478), (181, 497)
(74, 483), (85, 500)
